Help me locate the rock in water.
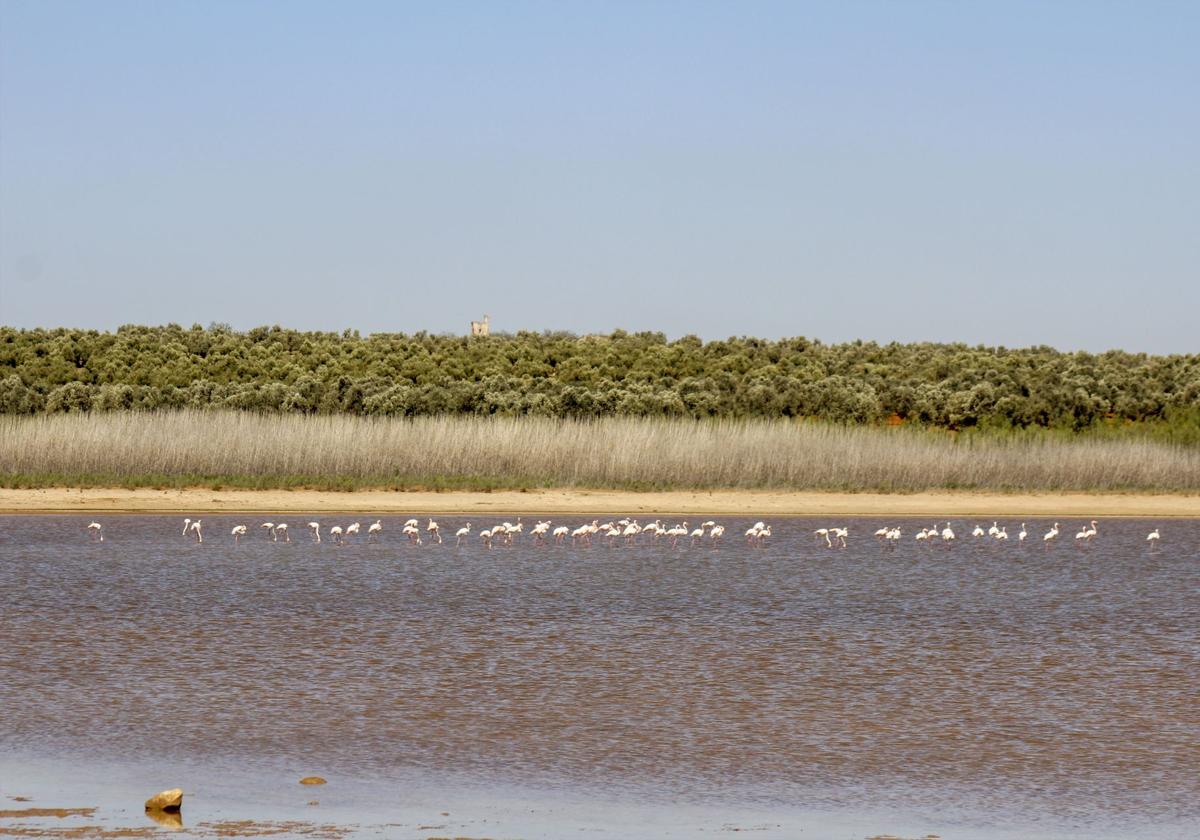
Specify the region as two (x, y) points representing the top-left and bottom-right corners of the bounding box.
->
(145, 788), (183, 812)
(299, 776), (326, 786)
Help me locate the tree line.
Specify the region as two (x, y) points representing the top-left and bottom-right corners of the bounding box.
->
(1, 324), (1197, 433)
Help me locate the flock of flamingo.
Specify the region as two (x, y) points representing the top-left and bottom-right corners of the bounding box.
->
(82, 517), (1165, 549)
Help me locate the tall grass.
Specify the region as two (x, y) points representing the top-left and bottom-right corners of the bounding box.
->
(1, 410), (1198, 492)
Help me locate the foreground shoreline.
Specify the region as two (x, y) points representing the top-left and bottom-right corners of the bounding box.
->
(1, 487), (1198, 516)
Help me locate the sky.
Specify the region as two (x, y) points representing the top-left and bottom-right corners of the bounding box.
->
(1, 1), (1197, 353)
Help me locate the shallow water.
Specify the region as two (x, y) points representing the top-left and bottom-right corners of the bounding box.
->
(1, 514), (1197, 838)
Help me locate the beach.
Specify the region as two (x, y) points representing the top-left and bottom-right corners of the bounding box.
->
(1, 486), (1198, 516)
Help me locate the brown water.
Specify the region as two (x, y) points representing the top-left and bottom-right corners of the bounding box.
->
(1, 515), (1197, 838)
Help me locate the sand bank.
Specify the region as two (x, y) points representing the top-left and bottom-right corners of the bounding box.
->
(1, 487), (1197, 516)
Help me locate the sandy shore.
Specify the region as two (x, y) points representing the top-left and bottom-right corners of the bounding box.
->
(1, 487), (1197, 516)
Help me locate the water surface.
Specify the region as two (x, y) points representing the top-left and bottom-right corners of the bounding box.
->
(1, 514), (1196, 838)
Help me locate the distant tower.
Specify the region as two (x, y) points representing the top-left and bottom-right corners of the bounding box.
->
(470, 314), (490, 336)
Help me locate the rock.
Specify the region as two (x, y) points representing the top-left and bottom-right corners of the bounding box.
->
(144, 788), (183, 812)
(299, 776), (326, 786)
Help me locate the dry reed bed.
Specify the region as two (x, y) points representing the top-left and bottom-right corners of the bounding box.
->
(2, 411), (1198, 492)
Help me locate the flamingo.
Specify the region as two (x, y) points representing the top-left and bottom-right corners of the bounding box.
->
(710, 524), (725, 544)
(231, 525), (247, 544)
(456, 523), (472, 545)
(1043, 523), (1060, 547)
(994, 527), (1008, 541)
(987, 521), (1000, 537)
(1146, 528), (1161, 547)
(261, 522), (276, 541)
(479, 527), (494, 548)
(402, 524), (422, 545)
(972, 525), (985, 538)
(1084, 520), (1098, 542)
(941, 522), (955, 545)
(813, 528), (829, 543)
(329, 525), (343, 545)
(552, 525), (569, 543)
(275, 523), (289, 542)
(427, 519), (441, 544)
(505, 518), (523, 543)
(915, 528), (929, 542)
(308, 522), (321, 543)
(404, 518), (419, 529)
(642, 520), (664, 541)
(87, 522), (103, 542)
(690, 525), (705, 545)
(571, 522), (595, 546)
(189, 519), (203, 543)
(1018, 523), (1027, 543)
(367, 520), (383, 542)
(873, 526), (890, 541)
(182, 518), (192, 537)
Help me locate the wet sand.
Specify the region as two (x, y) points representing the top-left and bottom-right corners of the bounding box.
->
(1, 486), (1198, 516)
(0, 752), (1151, 840)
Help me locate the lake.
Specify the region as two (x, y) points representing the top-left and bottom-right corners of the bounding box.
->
(1, 514), (1196, 839)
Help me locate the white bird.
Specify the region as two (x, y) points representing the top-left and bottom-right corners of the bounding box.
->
(873, 526), (890, 540)
(308, 522), (321, 543)
(344, 522), (361, 542)
(915, 528), (930, 542)
(403, 524), (422, 545)
(552, 525), (569, 543)
(1018, 523), (1027, 543)
(813, 528), (829, 543)
(1146, 528), (1161, 546)
(189, 519), (203, 543)
(261, 522), (277, 541)
(274, 523), (289, 542)
(455, 523), (472, 545)
(404, 518), (419, 529)
(987, 521), (1000, 537)
(709, 524), (725, 544)
(1043, 523), (1060, 546)
(365, 520), (382, 542)
(505, 518), (523, 543)
(941, 523), (956, 544)
(830, 527), (847, 548)
(182, 518), (192, 537)
(231, 525), (247, 544)
(329, 525), (343, 545)
(87, 522), (103, 542)
(972, 525), (985, 538)
(994, 527), (1008, 541)
(427, 519), (442, 543)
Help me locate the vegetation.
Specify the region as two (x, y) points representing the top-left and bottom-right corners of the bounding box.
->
(2, 411), (1197, 492)
(1, 325), (1198, 440)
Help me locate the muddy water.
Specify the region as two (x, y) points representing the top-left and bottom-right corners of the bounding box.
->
(1, 515), (1197, 836)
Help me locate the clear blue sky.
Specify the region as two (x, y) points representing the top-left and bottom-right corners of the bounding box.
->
(1, 1), (1197, 352)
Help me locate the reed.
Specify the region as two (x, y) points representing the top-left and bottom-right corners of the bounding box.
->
(1, 410), (1198, 492)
